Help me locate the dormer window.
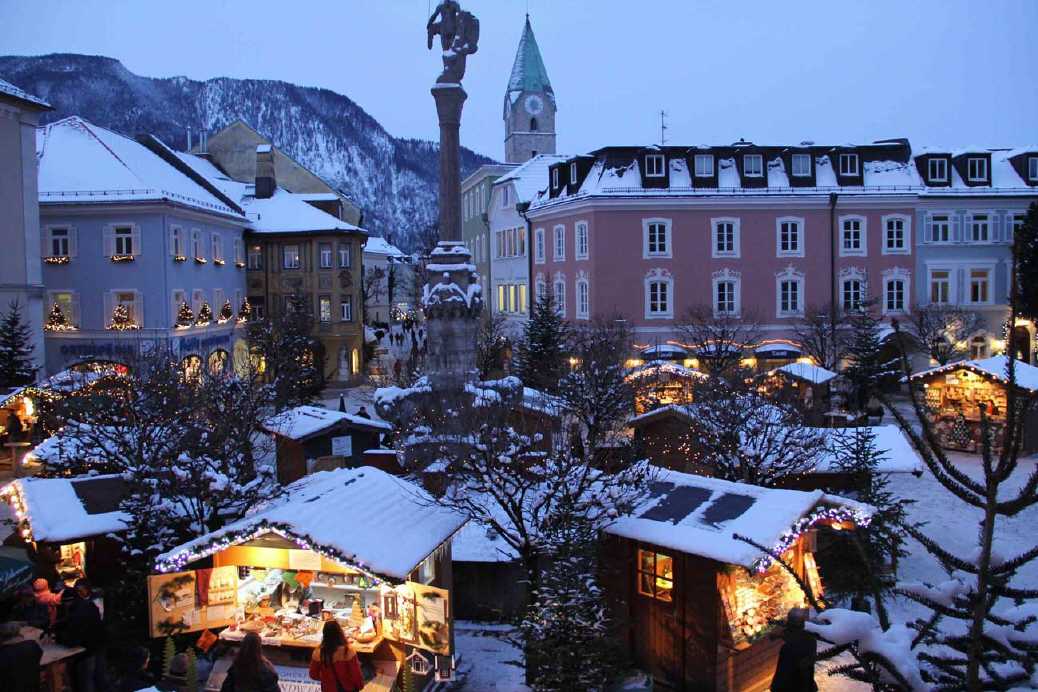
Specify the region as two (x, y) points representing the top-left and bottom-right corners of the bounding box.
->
(694, 155), (714, 177)
(743, 154), (763, 177)
(967, 157), (988, 182)
(839, 153), (859, 176)
(570, 162), (578, 183)
(791, 154), (811, 177)
(645, 154), (665, 178)
(552, 167), (560, 188)
(927, 158), (948, 183)
(1029, 156), (1038, 181)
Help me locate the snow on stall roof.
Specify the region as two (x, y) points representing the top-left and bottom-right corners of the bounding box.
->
(36, 117), (243, 218)
(5, 474), (129, 542)
(262, 405), (391, 440)
(495, 154), (568, 203)
(626, 362), (707, 381)
(156, 467), (467, 580)
(0, 77), (50, 108)
(627, 403), (697, 426)
(772, 362), (838, 384)
(814, 426), (924, 474)
(606, 466), (871, 568)
(909, 355), (1038, 393)
(639, 343), (688, 357)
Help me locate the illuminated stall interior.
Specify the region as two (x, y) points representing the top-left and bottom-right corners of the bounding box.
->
(603, 468), (870, 692)
(627, 361), (708, 415)
(151, 466), (466, 689)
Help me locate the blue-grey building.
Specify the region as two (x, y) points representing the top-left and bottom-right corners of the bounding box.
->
(913, 147), (1038, 363)
(37, 117), (250, 375)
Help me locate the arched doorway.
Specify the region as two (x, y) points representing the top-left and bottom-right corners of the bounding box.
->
(1012, 326), (1032, 363)
(207, 349), (229, 376)
(181, 355), (202, 382)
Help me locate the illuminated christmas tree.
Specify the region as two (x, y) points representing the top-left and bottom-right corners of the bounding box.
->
(219, 300), (234, 323)
(109, 304), (139, 330)
(45, 302), (73, 331)
(195, 302), (212, 326)
(238, 298), (252, 323)
(176, 302), (194, 329)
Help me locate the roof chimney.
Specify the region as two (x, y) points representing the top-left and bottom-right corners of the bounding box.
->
(255, 144), (275, 199)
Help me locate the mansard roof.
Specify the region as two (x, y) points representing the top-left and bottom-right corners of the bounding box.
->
(507, 16), (553, 100)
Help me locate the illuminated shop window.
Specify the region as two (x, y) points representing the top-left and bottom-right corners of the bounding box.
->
(636, 549), (673, 603)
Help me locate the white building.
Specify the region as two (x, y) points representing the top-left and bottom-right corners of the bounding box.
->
(362, 235), (409, 324)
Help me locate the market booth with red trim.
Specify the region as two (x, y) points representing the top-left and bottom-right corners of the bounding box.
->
(150, 467), (467, 690)
(603, 468), (872, 692)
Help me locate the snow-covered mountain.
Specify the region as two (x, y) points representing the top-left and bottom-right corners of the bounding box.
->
(0, 53), (495, 251)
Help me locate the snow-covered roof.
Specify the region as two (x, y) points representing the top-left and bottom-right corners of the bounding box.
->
(627, 404), (696, 426)
(771, 362), (838, 384)
(36, 117), (244, 218)
(0, 77), (50, 109)
(495, 154), (568, 204)
(813, 426), (924, 475)
(521, 387), (564, 416)
(627, 361), (708, 381)
(156, 467), (467, 580)
(909, 355), (1038, 393)
(364, 235), (405, 258)
(605, 467), (871, 568)
(262, 405), (392, 441)
(3, 474), (130, 543)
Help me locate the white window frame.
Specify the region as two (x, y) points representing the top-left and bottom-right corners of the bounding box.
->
(569, 162), (578, 185)
(927, 266), (954, 306)
(283, 244), (301, 270)
(743, 154), (763, 178)
(170, 225), (185, 258)
(839, 153), (860, 177)
(693, 154), (714, 177)
(46, 225), (72, 258)
(929, 213), (952, 243)
(645, 154), (665, 178)
(711, 268), (741, 318)
(211, 233), (224, 263)
(552, 168), (560, 189)
(967, 157), (988, 182)
(642, 218), (672, 259)
(1029, 156), (1038, 182)
(111, 289), (141, 328)
(966, 267), (993, 306)
(534, 228), (546, 264)
(114, 225), (135, 256)
(775, 266), (805, 318)
(553, 274), (566, 315)
(839, 215), (867, 257)
(644, 269), (673, 319)
(881, 214), (911, 255)
(881, 268), (911, 315)
(775, 216), (804, 258)
(319, 243), (333, 268)
(968, 213), (991, 244)
(791, 154), (811, 177)
(575, 221), (589, 260)
(233, 238), (244, 264)
(501, 185), (511, 209)
(553, 224), (566, 261)
(839, 267), (867, 313)
(1010, 212), (1026, 241)
(927, 158), (948, 183)
(711, 217), (740, 258)
(340, 295), (353, 322)
(247, 245), (263, 270)
(575, 275), (590, 320)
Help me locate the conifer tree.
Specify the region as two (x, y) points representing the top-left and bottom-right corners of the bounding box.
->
(843, 300), (896, 412)
(513, 291), (568, 394)
(1014, 201), (1038, 321)
(0, 300), (36, 387)
(175, 302), (194, 328)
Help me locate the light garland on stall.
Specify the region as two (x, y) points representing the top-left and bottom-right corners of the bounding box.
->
(750, 505), (873, 574)
(0, 482), (34, 543)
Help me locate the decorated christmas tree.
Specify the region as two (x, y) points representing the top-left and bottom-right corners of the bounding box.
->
(238, 298), (251, 323)
(45, 302), (73, 331)
(219, 300), (234, 323)
(512, 291), (569, 394)
(0, 300), (36, 386)
(109, 304), (139, 331)
(195, 303), (212, 326)
(176, 302), (194, 329)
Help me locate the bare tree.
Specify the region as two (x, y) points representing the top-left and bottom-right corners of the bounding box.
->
(907, 304), (982, 365)
(676, 305), (760, 377)
(793, 304), (847, 370)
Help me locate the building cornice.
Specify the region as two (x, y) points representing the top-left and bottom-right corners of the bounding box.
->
(39, 198), (247, 227)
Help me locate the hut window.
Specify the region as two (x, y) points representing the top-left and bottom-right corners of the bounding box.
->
(637, 549), (674, 602)
(970, 336), (989, 360)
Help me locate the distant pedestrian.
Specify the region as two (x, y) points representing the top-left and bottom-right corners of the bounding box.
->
(770, 607), (818, 692)
(355, 406), (370, 419)
(220, 632), (279, 692)
(393, 359), (402, 381)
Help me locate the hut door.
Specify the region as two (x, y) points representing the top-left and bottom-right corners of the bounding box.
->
(633, 549), (681, 687)
(1013, 327), (1032, 363)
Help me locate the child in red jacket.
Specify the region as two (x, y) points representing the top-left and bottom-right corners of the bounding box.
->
(309, 621), (363, 692)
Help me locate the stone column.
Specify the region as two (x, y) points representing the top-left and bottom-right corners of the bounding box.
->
(431, 84), (467, 243)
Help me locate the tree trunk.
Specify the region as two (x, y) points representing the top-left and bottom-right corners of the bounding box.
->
(520, 547), (542, 686)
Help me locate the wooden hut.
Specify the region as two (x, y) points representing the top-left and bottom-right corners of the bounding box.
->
(908, 355), (1038, 453)
(760, 363), (837, 424)
(262, 405), (393, 484)
(627, 363), (707, 415)
(603, 468), (871, 691)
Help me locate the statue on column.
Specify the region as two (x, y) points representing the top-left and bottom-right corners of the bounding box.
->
(427, 0), (480, 84)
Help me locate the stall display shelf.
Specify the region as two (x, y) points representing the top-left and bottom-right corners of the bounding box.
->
(311, 582), (378, 593)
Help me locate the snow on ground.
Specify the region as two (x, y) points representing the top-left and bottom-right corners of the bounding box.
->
(449, 623), (529, 691)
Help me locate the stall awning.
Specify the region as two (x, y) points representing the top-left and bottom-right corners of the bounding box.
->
(908, 355), (1038, 393)
(605, 466), (871, 570)
(755, 343), (802, 357)
(639, 344), (689, 360)
(156, 467), (467, 581)
(2, 474), (130, 543)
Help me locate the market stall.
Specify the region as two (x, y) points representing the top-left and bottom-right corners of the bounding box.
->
(150, 466), (467, 690)
(760, 362), (837, 425)
(603, 468), (871, 692)
(627, 362), (707, 415)
(908, 355), (1038, 453)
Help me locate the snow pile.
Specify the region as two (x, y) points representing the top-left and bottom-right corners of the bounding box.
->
(807, 609), (926, 690)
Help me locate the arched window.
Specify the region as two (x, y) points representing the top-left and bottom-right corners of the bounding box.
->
(530, 117), (539, 132)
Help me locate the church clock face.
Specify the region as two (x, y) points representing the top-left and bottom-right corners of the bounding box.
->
(524, 94), (544, 116)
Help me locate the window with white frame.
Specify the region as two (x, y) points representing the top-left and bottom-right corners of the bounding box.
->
(712, 270), (740, 316)
(840, 216), (866, 256)
(967, 157), (988, 182)
(49, 291), (77, 328)
(930, 214), (951, 243)
(552, 168), (559, 189)
(283, 244), (301, 270)
(743, 154), (763, 177)
(575, 221), (589, 260)
(535, 276), (546, 303)
(643, 219), (671, 258)
(712, 218), (739, 258)
(929, 269), (952, 305)
(554, 277), (566, 315)
(212, 234), (224, 263)
(114, 225), (134, 256)
(576, 278), (589, 319)
(694, 155), (714, 177)
(191, 229), (203, 259)
(776, 217), (803, 257)
(883, 215), (910, 254)
(319, 295), (332, 323)
(170, 226), (185, 258)
(841, 276), (864, 312)
(570, 162), (578, 184)
(553, 225), (565, 260)
(968, 268), (991, 304)
(839, 153), (859, 176)
(501, 185), (511, 209)
(338, 243), (351, 268)
(776, 268), (804, 317)
(1030, 156), (1038, 182)
(791, 154), (811, 177)
(113, 290), (140, 325)
(645, 154), (665, 177)
(970, 214), (990, 243)
(928, 158), (948, 183)
(884, 275), (907, 314)
(233, 238), (243, 265)
(970, 335), (989, 360)
(319, 243), (333, 268)
(534, 228), (545, 263)
(48, 226), (71, 258)
(496, 285), (506, 312)
(645, 270), (673, 319)
(340, 296), (353, 321)
(248, 245), (263, 270)
(518, 283), (527, 313)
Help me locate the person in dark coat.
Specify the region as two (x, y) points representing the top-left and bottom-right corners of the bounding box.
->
(770, 607), (818, 692)
(220, 632), (279, 692)
(60, 578), (109, 692)
(11, 586), (50, 630)
(119, 645), (156, 692)
(0, 622), (43, 692)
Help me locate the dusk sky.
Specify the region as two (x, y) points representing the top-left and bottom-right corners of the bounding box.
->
(1, 0), (1035, 160)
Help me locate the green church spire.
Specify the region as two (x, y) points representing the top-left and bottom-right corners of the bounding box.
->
(507, 16), (554, 100)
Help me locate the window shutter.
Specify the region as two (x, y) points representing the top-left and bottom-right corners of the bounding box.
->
(103, 225), (114, 257)
(103, 291), (114, 328)
(993, 213), (1004, 243)
(953, 214), (963, 242)
(69, 227), (78, 257)
(169, 228), (177, 256)
(134, 292), (144, 326)
(40, 228), (50, 258)
(71, 293), (81, 328)
(132, 224), (142, 256)
(924, 214), (932, 243)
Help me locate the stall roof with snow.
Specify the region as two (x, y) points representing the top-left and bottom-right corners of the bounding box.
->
(770, 362), (838, 385)
(262, 405), (392, 441)
(909, 355), (1038, 393)
(605, 467), (871, 570)
(2, 474), (130, 543)
(156, 467), (467, 581)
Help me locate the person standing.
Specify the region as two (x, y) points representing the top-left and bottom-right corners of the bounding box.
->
(770, 607), (818, 692)
(119, 646), (156, 692)
(220, 632), (279, 692)
(31, 578), (63, 627)
(309, 621), (363, 692)
(0, 622), (43, 692)
(60, 578), (108, 692)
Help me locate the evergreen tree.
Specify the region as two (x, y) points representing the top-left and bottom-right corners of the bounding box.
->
(0, 300), (36, 387)
(1015, 201), (1038, 321)
(513, 291), (568, 394)
(175, 302), (194, 328)
(843, 300), (895, 412)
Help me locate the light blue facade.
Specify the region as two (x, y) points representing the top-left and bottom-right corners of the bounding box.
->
(40, 201), (248, 373)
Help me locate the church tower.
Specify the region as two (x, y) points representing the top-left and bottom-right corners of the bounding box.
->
(504, 16), (556, 164)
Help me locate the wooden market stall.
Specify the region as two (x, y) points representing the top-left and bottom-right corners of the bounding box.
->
(908, 355), (1038, 453)
(149, 466), (467, 690)
(627, 362), (708, 415)
(760, 363), (838, 425)
(603, 468), (871, 692)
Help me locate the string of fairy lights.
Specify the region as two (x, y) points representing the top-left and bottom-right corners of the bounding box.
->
(750, 504), (874, 574)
